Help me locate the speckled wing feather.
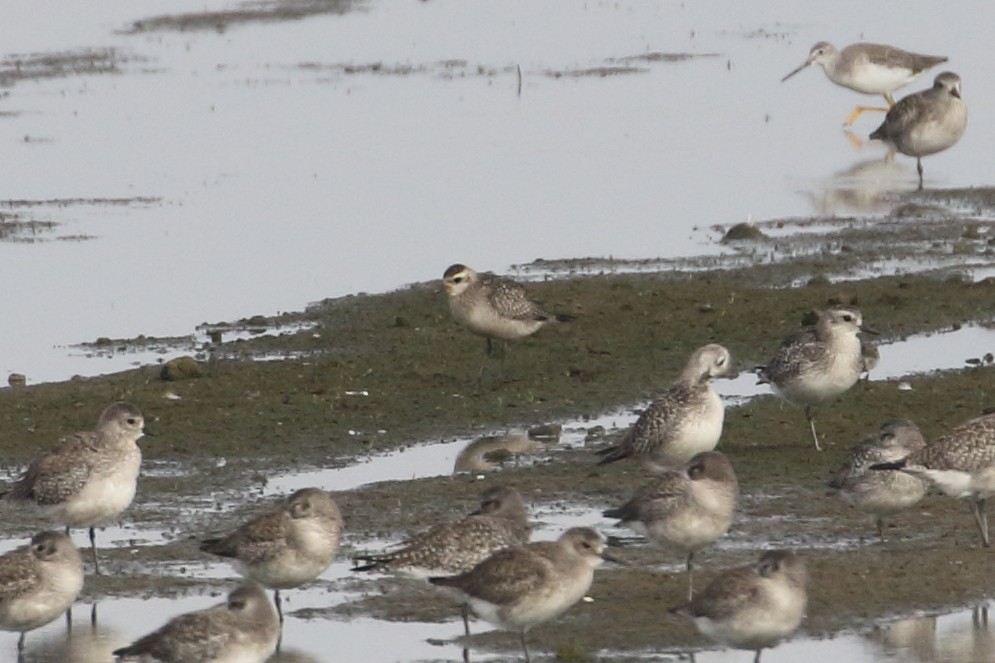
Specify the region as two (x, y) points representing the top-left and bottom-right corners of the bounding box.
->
(114, 607), (234, 661)
(872, 89), (941, 142)
(433, 544), (554, 606)
(759, 327), (824, 383)
(688, 565), (760, 620)
(911, 414), (995, 470)
(597, 383), (699, 463)
(359, 514), (522, 575)
(202, 510), (290, 564)
(827, 435), (883, 490)
(480, 274), (549, 322)
(0, 549), (39, 601)
(6, 432), (101, 505)
(604, 471), (689, 522)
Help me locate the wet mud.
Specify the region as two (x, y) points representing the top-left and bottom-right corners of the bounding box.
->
(2, 193), (995, 659)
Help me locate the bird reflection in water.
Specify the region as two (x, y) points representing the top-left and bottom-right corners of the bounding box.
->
(869, 606), (995, 663)
(807, 156), (919, 216)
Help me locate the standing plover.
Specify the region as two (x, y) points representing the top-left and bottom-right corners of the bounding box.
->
(672, 550), (808, 663)
(604, 451), (738, 599)
(782, 42), (947, 126)
(200, 488), (343, 623)
(758, 307), (877, 451)
(112, 583), (279, 663)
(0, 531), (84, 653)
(869, 72), (967, 190)
(872, 412), (995, 547)
(429, 527), (617, 663)
(442, 264), (573, 356)
(1, 402), (147, 574)
(596, 344), (732, 471)
(352, 485), (530, 634)
(828, 418), (928, 539)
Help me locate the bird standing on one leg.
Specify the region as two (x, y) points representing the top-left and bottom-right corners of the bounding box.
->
(757, 307), (877, 451)
(604, 451), (738, 600)
(200, 488), (343, 624)
(869, 72), (967, 190)
(1, 402), (147, 575)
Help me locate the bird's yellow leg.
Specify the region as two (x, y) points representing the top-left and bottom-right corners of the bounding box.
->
(884, 93), (896, 107)
(843, 105), (890, 126)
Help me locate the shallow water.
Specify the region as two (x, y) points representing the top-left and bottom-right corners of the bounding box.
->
(3, 0), (995, 383)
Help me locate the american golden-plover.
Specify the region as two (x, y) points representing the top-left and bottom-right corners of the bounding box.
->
(442, 263), (573, 356)
(597, 344), (732, 471)
(828, 418), (928, 539)
(112, 583), (279, 663)
(200, 488), (343, 623)
(757, 307), (877, 451)
(0, 531), (83, 654)
(604, 451), (738, 599)
(2, 402), (147, 574)
(672, 550), (808, 663)
(429, 527), (618, 663)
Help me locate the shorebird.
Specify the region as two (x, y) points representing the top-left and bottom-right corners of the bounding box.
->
(757, 306), (877, 451)
(428, 527), (617, 663)
(352, 485), (530, 635)
(1, 402), (147, 574)
(596, 344), (732, 471)
(604, 451), (738, 599)
(872, 412), (995, 547)
(0, 531), (84, 654)
(671, 550), (808, 663)
(113, 583), (279, 663)
(782, 41), (947, 126)
(200, 488), (343, 623)
(860, 339), (880, 381)
(828, 418), (928, 539)
(869, 72), (967, 190)
(442, 263), (573, 356)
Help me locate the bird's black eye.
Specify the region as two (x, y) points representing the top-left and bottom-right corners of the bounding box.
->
(842, 314), (853, 322)
(127, 418), (137, 425)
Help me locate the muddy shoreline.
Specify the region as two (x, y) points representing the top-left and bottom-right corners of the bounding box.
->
(2, 199), (995, 660)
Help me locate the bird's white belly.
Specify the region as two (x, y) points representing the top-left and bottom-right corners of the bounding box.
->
(837, 62), (914, 94)
(56, 455), (141, 527)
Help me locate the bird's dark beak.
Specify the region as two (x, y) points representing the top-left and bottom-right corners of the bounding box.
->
(860, 325), (880, 336)
(781, 61), (809, 82)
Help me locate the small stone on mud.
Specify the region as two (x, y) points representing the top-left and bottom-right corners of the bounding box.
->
(7, 373), (26, 387)
(160, 356), (204, 381)
(721, 222), (766, 242)
(584, 426), (607, 443)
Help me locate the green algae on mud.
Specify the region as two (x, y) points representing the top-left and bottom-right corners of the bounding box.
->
(2, 225), (995, 658)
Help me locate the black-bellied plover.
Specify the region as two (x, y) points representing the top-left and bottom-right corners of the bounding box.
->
(869, 72), (967, 190)
(671, 550), (808, 663)
(1, 402), (147, 574)
(442, 263), (573, 356)
(429, 527), (617, 663)
(596, 344), (732, 471)
(828, 418), (928, 540)
(0, 531), (83, 654)
(200, 488), (343, 623)
(112, 583), (279, 663)
(352, 485), (530, 634)
(782, 42), (947, 126)
(604, 451), (738, 599)
(872, 412), (995, 547)
(757, 306), (877, 451)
